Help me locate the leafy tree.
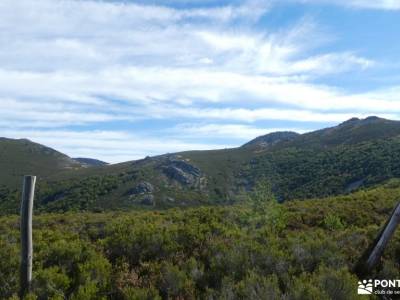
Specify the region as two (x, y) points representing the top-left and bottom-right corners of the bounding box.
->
(249, 179), (287, 233)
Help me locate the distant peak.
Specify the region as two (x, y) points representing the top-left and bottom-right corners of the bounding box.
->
(243, 131), (300, 148)
(364, 116), (381, 122)
(341, 117), (360, 125)
(340, 116), (386, 127)
(74, 157), (109, 167)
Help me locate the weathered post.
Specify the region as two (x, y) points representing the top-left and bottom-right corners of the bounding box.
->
(366, 202), (400, 270)
(20, 175), (36, 298)
(355, 202), (400, 277)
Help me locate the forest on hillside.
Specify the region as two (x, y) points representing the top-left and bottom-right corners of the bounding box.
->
(1, 181), (400, 299)
(2, 135), (400, 215)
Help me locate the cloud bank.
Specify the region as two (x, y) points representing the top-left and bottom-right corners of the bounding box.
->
(1, 0), (399, 162)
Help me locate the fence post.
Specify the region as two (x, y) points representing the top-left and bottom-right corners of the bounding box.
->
(355, 201), (400, 277)
(366, 202), (400, 270)
(20, 175), (36, 298)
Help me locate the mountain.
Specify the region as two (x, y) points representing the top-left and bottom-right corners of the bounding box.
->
(1, 116), (400, 213)
(239, 116), (400, 199)
(73, 158), (109, 167)
(285, 116), (400, 148)
(0, 138), (82, 188)
(242, 131), (300, 148)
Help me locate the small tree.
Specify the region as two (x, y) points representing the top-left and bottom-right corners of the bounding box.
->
(249, 179), (276, 214)
(249, 179), (287, 233)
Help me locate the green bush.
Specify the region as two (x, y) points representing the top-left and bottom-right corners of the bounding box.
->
(0, 182), (399, 299)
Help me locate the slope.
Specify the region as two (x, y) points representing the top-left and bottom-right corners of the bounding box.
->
(1, 179), (400, 298)
(0, 138), (82, 188)
(2, 116), (400, 213)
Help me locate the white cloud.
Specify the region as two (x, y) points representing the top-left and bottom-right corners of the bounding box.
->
(150, 106), (397, 123)
(290, 53), (374, 75)
(0, 0), (398, 161)
(169, 123), (308, 140)
(0, 97), (127, 128)
(294, 0), (400, 10)
(4, 66), (398, 121)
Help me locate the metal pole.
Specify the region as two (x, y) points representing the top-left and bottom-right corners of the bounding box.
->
(20, 175), (36, 298)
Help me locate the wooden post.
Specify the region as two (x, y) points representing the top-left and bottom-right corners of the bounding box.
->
(20, 175), (36, 298)
(366, 202), (400, 270)
(355, 202), (400, 277)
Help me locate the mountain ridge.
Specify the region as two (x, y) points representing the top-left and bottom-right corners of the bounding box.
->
(73, 157), (109, 167)
(242, 131), (300, 148)
(1, 116), (400, 213)
(0, 137), (82, 188)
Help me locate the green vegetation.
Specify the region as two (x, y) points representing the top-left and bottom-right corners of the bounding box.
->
(2, 180), (400, 299)
(2, 117), (400, 213)
(2, 135), (400, 214)
(246, 136), (400, 200)
(0, 138), (82, 189)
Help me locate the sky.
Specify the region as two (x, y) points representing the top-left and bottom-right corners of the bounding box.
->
(1, 0), (400, 163)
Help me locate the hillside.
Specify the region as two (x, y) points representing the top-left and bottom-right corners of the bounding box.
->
(1, 116), (400, 213)
(0, 138), (82, 188)
(281, 116), (400, 148)
(241, 131), (300, 148)
(1, 180), (400, 298)
(73, 157), (109, 167)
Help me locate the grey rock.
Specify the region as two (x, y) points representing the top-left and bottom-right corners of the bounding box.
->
(164, 166), (195, 185)
(169, 159), (201, 177)
(165, 196), (175, 203)
(242, 131), (300, 148)
(128, 181), (154, 195)
(162, 158), (201, 185)
(140, 194), (155, 206)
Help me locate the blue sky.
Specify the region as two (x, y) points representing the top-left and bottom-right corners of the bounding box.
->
(1, 0), (400, 163)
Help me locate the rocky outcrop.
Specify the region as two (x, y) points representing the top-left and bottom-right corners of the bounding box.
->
(242, 131), (300, 148)
(127, 181), (155, 206)
(162, 157), (202, 186)
(139, 194), (155, 206)
(127, 181), (154, 195)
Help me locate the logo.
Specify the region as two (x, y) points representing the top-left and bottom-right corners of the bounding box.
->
(358, 280), (373, 295)
(358, 279), (400, 295)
